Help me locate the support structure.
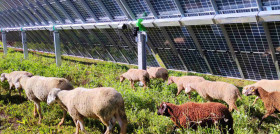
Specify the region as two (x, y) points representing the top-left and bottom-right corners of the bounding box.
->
(21, 31), (28, 59)
(185, 26), (213, 74)
(53, 30), (61, 66)
(219, 24), (245, 79)
(160, 27), (188, 71)
(137, 32), (147, 70)
(262, 22), (280, 78)
(2, 31), (7, 55)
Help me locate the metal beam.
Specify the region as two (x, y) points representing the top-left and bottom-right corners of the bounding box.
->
(79, 0), (99, 22)
(210, 0), (219, 14)
(99, 29), (130, 64)
(160, 27), (188, 71)
(64, 0), (86, 23)
(262, 22), (280, 78)
(43, 0), (65, 24)
(2, 31), (7, 55)
(53, 30), (61, 66)
(256, 0), (263, 11)
(219, 24), (245, 79)
(143, 0), (158, 19)
(173, 0), (185, 17)
(21, 31), (28, 59)
(35, 1), (55, 24)
(116, 0), (134, 20)
(137, 32), (147, 69)
(185, 26), (213, 74)
(95, 0), (114, 21)
(87, 29), (116, 62)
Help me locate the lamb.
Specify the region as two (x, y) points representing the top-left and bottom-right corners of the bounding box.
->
(167, 76), (205, 96)
(244, 86), (280, 128)
(47, 87), (127, 134)
(185, 80), (242, 112)
(147, 67), (168, 81)
(0, 71), (33, 96)
(120, 69), (149, 89)
(242, 80), (280, 105)
(14, 75), (74, 125)
(157, 102), (234, 134)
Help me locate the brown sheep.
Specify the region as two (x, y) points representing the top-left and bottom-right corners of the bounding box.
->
(185, 81), (242, 112)
(147, 67), (168, 81)
(167, 76), (205, 97)
(244, 86), (280, 128)
(120, 69), (149, 89)
(242, 80), (280, 105)
(157, 102), (234, 134)
(1, 71), (33, 96)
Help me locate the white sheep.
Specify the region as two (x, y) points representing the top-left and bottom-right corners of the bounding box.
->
(167, 76), (205, 97)
(120, 69), (149, 89)
(147, 67), (168, 81)
(47, 87), (128, 134)
(14, 75), (74, 125)
(242, 79), (280, 105)
(185, 80), (242, 112)
(1, 71), (33, 96)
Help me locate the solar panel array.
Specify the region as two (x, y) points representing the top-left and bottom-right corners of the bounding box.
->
(1, 0), (280, 80)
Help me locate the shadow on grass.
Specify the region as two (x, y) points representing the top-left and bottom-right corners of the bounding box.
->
(0, 94), (27, 104)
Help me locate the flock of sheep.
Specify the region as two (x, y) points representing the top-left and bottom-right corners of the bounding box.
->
(1, 67), (280, 134)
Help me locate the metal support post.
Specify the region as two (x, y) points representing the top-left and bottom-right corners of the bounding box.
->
(53, 30), (61, 66)
(2, 31), (7, 55)
(137, 31), (147, 70)
(21, 31), (28, 59)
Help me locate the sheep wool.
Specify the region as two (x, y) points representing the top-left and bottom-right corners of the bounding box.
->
(15, 75), (74, 125)
(157, 102), (234, 134)
(47, 87), (127, 134)
(0, 71), (33, 96)
(167, 76), (205, 96)
(245, 86), (280, 128)
(185, 80), (242, 112)
(120, 69), (149, 89)
(147, 67), (168, 81)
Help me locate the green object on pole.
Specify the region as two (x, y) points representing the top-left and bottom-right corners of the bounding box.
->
(136, 12), (147, 31)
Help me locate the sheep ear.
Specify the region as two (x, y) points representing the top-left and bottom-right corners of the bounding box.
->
(14, 75), (23, 83)
(162, 103), (167, 112)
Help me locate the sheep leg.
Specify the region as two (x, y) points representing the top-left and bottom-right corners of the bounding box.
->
(73, 119), (80, 134)
(76, 118), (88, 134)
(99, 118), (110, 134)
(58, 109), (67, 126)
(252, 96), (259, 105)
(176, 86), (183, 96)
(141, 80), (147, 90)
(34, 101), (42, 124)
(258, 110), (274, 128)
(33, 103), (38, 117)
(130, 80), (135, 89)
(228, 102), (238, 112)
(116, 112), (127, 134)
(270, 113), (280, 120)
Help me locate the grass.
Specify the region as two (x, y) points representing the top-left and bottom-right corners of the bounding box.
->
(0, 48), (280, 134)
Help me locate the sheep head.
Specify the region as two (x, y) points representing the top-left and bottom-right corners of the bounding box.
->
(0, 73), (8, 82)
(119, 75), (125, 82)
(157, 102), (170, 116)
(47, 88), (61, 105)
(242, 85), (252, 94)
(167, 77), (174, 85)
(244, 86), (258, 96)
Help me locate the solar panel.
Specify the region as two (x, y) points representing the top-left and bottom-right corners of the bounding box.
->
(216, 0), (258, 14)
(42, 4), (61, 24)
(125, 0), (153, 19)
(225, 23), (269, 53)
(179, 0), (215, 16)
(192, 25), (229, 51)
(149, 0), (180, 18)
(84, 0), (110, 21)
(157, 48), (185, 70)
(6, 31), (22, 49)
(71, 0), (94, 22)
(102, 0), (128, 21)
(263, 0), (280, 10)
(268, 22), (280, 53)
(179, 49), (209, 73)
(59, 1), (80, 22)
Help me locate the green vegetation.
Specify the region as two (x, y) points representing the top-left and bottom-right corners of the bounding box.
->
(0, 48), (280, 134)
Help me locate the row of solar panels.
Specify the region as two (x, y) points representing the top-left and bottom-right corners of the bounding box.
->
(0, 0), (280, 27)
(1, 22), (280, 80)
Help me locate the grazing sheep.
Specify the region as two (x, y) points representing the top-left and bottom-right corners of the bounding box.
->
(120, 69), (149, 89)
(47, 87), (127, 134)
(242, 80), (280, 105)
(185, 81), (242, 112)
(147, 67), (168, 81)
(244, 86), (280, 128)
(0, 71), (33, 96)
(167, 76), (205, 96)
(157, 102), (234, 134)
(14, 75), (74, 125)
